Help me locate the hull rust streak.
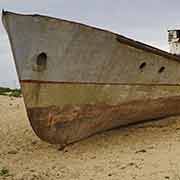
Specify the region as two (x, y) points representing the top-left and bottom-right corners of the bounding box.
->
(28, 96), (180, 145)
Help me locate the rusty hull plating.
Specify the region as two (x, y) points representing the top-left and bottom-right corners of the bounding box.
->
(28, 96), (180, 145)
(2, 11), (180, 145)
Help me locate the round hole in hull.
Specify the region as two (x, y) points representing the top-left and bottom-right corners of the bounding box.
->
(139, 62), (146, 71)
(158, 66), (165, 73)
(37, 52), (47, 66)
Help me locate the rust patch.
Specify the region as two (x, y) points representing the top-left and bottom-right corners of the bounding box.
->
(27, 96), (180, 145)
(20, 79), (180, 86)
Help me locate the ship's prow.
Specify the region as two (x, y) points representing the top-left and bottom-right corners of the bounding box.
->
(3, 11), (180, 146)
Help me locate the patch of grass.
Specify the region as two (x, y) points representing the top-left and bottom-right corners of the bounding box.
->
(0, 87), (11, 96)
(0, 167), (10, 177)
(9, 89), (21, 97)
(0, 87), (21, 97)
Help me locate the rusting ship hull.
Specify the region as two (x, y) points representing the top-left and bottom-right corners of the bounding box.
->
(2, 11), (180, 145)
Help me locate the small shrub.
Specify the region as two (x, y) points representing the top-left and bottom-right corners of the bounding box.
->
(9, 89), (21, 97)
(0, 87), (21, 97)
(0, 87), (11, 93)
(0, 167), (9, 176)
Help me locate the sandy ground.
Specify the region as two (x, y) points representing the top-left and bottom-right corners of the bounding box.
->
(1, 95), (180, 180)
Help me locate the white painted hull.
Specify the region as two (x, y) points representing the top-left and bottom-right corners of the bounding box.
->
(2, 11), (180, 145)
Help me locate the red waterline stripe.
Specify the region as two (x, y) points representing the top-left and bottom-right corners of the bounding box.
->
(20, 80), (180, 86)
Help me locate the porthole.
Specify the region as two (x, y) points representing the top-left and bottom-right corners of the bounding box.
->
(139, 62), (146, 71)
(158, 66), (165, 73)
(37, 52), (47, 66)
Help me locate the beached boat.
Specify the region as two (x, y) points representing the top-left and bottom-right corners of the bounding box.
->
(2, 10), (180, 146)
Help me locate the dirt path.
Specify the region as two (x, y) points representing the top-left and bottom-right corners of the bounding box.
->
(1, 95), (180, 180)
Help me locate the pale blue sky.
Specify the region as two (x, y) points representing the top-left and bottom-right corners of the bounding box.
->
(0, 0), (180, 87)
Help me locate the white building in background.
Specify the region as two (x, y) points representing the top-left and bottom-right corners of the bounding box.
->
(168, 29), (180, 55)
